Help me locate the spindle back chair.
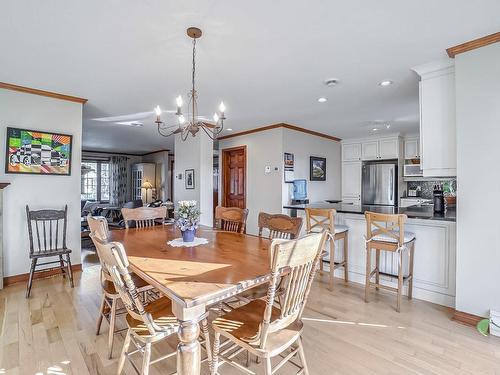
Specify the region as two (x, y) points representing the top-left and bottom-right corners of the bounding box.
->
(121, 206), (167, 229)
(25, 205), (74, 298)
(258, 212), (302, 240)
(214, 206), (249, 233)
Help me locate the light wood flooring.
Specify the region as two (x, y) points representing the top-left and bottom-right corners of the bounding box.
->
(1, 264), (500, 375)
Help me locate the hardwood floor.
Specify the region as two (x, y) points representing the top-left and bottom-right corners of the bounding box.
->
(1, 266), (499, 374)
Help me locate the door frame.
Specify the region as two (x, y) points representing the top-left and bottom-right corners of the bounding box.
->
(221, 145), (247, 208)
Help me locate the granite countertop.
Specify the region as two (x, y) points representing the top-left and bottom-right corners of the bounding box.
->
(283, 201), (456, 222)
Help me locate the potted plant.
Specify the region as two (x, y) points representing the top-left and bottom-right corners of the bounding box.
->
(175, 200), (200, 242)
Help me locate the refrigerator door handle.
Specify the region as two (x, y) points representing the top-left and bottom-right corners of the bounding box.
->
(390, 168), (394, 202)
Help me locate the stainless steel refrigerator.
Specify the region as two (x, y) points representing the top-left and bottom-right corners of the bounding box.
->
(362, 161), (398, 206)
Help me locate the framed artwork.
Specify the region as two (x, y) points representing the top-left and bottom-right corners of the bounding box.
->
(185, 169), (195, 189)
(5, 127), (72, 175)
(310, 156), (326, 181)
(284, 152), (295, 183)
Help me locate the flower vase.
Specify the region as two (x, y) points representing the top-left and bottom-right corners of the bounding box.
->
(181, 228), (196, 242)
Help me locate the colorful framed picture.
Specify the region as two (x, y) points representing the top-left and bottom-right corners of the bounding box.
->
(310, 156), (326, 181)
(185, 169), (195, 189)
(284, 152), (295, 183)
(5, 127), (72, 175)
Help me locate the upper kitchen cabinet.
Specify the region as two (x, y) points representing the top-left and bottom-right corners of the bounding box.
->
(342, 142), (362, 161)
(404, 137), (420, 159)
(412, 60), (456, 177)
(361, 137), (400, 160)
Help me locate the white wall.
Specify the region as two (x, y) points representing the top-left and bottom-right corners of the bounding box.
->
(174, 133), (213, 226)
(219, 128), (284, 235)
(142, 150), (169, 201)
(0, 89), (83, 277)
(455, 43), (500, 317)
(282, 128), (341, 206)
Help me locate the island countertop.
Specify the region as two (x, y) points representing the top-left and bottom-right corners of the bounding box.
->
(283, 202), (456, 222)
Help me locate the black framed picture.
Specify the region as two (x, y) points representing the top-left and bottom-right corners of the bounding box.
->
(310, 156), (326, 181)
(185, 169), (195, 189)
(5, 127), (73, 176)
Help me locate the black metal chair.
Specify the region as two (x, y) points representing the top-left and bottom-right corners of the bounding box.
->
(26, 205), (74, 298)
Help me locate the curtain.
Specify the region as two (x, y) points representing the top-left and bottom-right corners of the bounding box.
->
(109, 156), (128, 206)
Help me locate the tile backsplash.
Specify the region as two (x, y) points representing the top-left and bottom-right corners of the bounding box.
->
(406, 179), (457, 199)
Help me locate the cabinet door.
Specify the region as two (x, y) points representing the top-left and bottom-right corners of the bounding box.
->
(379, 138), (399, 159)
(361, 141), (379, 160)
(342, 143), (361, 161)
(342, 161), (362, 199)
(342, 197), (361, 205)
(404, 138), (419, 159)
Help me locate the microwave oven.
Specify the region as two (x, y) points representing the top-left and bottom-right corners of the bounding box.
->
(404, 163), (423, 177)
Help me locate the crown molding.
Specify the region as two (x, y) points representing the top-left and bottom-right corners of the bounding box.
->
(447, 32), (500, 58)
(0, 82), (87, 104)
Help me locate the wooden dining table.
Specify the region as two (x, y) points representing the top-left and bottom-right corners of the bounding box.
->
(110, 224), (272, 375)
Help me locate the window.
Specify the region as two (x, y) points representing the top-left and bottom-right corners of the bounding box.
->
(81, 161), (110, 201)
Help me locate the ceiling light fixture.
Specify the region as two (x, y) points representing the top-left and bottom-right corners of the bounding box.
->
(318, 97), (328, 103)
(385, 123), (391, 129)
(226, 128), (233, 131)
(372, 128), (378, 132)
(379, 80), (393, 87)
(324, 78), (339, 87)
(154, 27), (227, 141)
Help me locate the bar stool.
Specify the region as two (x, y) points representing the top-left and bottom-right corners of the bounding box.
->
(364, 211), (416, 312)
(305, 207), (349, 290)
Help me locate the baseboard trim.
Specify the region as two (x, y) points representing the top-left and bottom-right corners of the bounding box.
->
(452, 310), (484, 327)
(3, 264), (82, 287)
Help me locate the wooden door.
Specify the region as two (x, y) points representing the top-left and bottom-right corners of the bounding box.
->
(222, 146), (246, 208)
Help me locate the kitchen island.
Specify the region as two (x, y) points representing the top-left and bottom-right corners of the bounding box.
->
(283, 202), (456, 308)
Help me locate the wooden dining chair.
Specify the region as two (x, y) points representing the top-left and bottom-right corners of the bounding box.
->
(215, 206), (249, 233)
(88, 215), (156, 359)
(364, 211), (416, 312)
(211, 231), (328, 375)
(25, 205), (74, 298)
(121, 206), (167, 229)
(90, 235), (212, 374)
(258, 212), (303, 240)
(304, 207), (349, 290)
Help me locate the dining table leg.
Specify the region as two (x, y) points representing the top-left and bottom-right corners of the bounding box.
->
(172, 302), (207, 375)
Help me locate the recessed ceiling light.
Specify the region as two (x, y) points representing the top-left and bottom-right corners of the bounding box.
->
(324, 78), (339, 87)
(372, 128), (378, 132)
(318, 97), (328, 103)
(226, 128), (233, 131)
(379, 80), (393, 86)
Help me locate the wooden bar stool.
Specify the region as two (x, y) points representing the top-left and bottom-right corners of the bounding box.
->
(305, 207), (349, 290)
(364, 211), (416, 312)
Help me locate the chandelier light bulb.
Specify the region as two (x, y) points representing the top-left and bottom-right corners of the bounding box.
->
(178, 114), (186, 124)
(176, 95), (183, 108)
(219, 101), (226, 113)
(213, 113), (219, 122)
(154, 105), (162, 117)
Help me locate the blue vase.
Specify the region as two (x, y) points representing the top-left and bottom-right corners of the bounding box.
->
(181, 228), (196, 242)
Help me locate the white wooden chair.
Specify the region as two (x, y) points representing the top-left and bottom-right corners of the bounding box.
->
(121, 206), (167, 229)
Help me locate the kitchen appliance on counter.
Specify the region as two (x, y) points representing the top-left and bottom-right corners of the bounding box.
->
(404, 163), (423, 177)
(362, 161), (398, 206)
(407, 186), (421, 197)
(433, 185), (445, 213)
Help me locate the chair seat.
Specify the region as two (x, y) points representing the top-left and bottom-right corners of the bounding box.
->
(334, 224), (349, 234)
(371, 231), (416, 244)
(31, 248), (72, 258)
(126, 297), (178, 338)
(102, 272), (152, 295)
(213, 299), (303, 354)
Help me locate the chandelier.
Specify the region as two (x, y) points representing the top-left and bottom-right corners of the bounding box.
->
(154, 27), (226, 141)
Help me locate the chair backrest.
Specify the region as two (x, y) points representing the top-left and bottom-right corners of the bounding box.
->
(257, 232), (327, 348)
(26, 205), (67, 256)
(121, 206), (167, 229)
(258, 212), (302, 240)
(90, 235), (177, 335)
(304, 207), (336, 233)
(214, 206), (249, 233)
(87, 215), (113, 280)
(365, 211), (407, 247)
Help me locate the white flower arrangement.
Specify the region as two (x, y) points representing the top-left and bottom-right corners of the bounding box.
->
(175, 200), (200, 231)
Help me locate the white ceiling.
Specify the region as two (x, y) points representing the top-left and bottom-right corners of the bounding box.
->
(1, 1), (499, 153)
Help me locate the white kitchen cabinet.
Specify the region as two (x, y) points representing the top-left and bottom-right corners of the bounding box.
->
(379, 138), (399, 159)
(342, 143), (361, 161)
(361, 141), (378, 160)
(404, 137), (420, 159)
(361, 137), (399, 160)
(341, 161), (362, 201)
(342, 197), (361, 205)
(412, 60), (456, 177)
